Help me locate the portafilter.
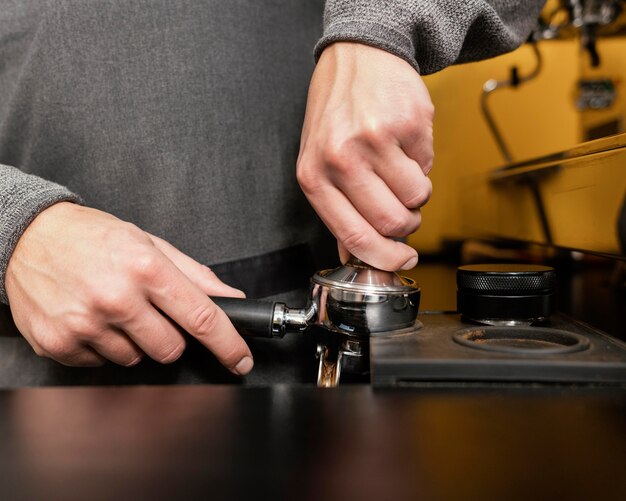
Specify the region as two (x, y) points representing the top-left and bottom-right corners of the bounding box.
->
(211, 256), (421, 339)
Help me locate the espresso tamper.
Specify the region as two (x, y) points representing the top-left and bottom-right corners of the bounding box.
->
(310, 256), (421, 386)
(212, 256), (421, 387)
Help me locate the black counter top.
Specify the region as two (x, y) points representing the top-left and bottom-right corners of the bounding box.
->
(0, 385), (625, 501)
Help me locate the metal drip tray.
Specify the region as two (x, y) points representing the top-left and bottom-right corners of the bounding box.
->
(371, 312), (626, 386)
(452, 327), (590, 355)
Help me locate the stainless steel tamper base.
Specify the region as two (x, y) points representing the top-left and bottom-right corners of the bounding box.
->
(310, 256), (421, 337)
(311, 256), (421, 387)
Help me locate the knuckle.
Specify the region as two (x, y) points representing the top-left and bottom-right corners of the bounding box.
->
(118, 221), (144, 236)
(404, 187), (431, 209)
(332, 157), (357, 178)
(397, 107), (421, 130)
(202, 265), (216, 278)
(296, 162), (322, 194)
(405, 100), (434, 125)
(64, 312), (97, 338)
(418, 101), (435, 122)
(31, 343), (47, 358)
(418, 140), (435, 174)
(397, 103), (433, 137)
(200, 265), (221, 286)
(402, 210), (423, 235)
(38, 333), (72, 360)
(105, 223), (149, 255)
(332, 159), (357, 179)
(158, 340), (186, 365)
(188, 303), (220, 337)
(423, 101), (435, 121)
(127, 250), (162, 281)
(90, 286), (133, 317)
(378, 213), (411, 237)
(341, 230), (371, 256)
(118, 222), (152, 244)
(359, 119), (387, 147)
(32, 327), (103, 367)
(421, 156), (434, 175)
(323, 139), (353, 172)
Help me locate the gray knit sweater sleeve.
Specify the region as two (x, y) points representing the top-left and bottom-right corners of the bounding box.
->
(315, 0), (547, 74)
(0, 165), (82, 304)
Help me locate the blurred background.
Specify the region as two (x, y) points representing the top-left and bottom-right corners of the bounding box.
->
(404, 0), (626, 336)
(411, 0), (626, 255)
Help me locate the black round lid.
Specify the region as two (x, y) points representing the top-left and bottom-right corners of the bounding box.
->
(456, 264), (556, 323)
(457, 264), (556, 295)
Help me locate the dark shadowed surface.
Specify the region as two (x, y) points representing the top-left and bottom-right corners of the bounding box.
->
(0, 385), (625, 501)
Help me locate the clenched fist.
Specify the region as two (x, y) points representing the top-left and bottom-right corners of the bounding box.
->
(5, 202), (253, 374)
(297, 42), (434, 270)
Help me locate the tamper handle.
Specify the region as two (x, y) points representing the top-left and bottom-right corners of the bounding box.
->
(346, 254), (374, 269)
(211, 297), (281, 338)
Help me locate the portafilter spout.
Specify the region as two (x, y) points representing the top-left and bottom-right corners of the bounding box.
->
(212, 256), (421, 339)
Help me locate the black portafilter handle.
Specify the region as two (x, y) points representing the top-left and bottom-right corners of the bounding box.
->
(211, 297), (286, 338)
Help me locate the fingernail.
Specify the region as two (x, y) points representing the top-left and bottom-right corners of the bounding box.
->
(234, 356), (254, 376)
(223, 285), (246, 298)
(400, 255), (418, 270)
(125, 354), (144, 367)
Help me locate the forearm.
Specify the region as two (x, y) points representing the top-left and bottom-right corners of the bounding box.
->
(0, 164), (82, 304)
(315, 0), (547, 74)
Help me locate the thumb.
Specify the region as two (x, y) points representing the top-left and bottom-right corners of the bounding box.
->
(146, 233), (246, 298)
(337, 241), (351, 264)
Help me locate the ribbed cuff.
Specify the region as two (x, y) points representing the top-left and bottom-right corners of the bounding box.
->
(314, 20), (420, 73)
(0, 168), (83, 304)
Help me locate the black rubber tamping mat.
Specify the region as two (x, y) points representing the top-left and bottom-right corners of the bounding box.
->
(370, 312), (626, 386)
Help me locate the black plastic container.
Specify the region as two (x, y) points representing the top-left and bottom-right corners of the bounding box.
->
(457, 264), (556, 325)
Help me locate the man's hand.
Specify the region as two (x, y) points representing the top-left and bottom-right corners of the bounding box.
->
(297, 42), (434, 270)
(5, 202), (254, 374)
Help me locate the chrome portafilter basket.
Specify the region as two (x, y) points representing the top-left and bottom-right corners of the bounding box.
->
(311, 257), (421, 336)
(212, 256), (421, 387)
(310, 257), (421, 386)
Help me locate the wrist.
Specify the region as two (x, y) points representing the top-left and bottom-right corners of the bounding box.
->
(320, 40), (403, 60)
(314, 24), (420, 72)
(5, 202), (78, 285)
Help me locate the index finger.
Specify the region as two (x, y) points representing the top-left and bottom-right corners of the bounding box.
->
(306, 183), (418, 271)
(145, 258), (253, 375)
